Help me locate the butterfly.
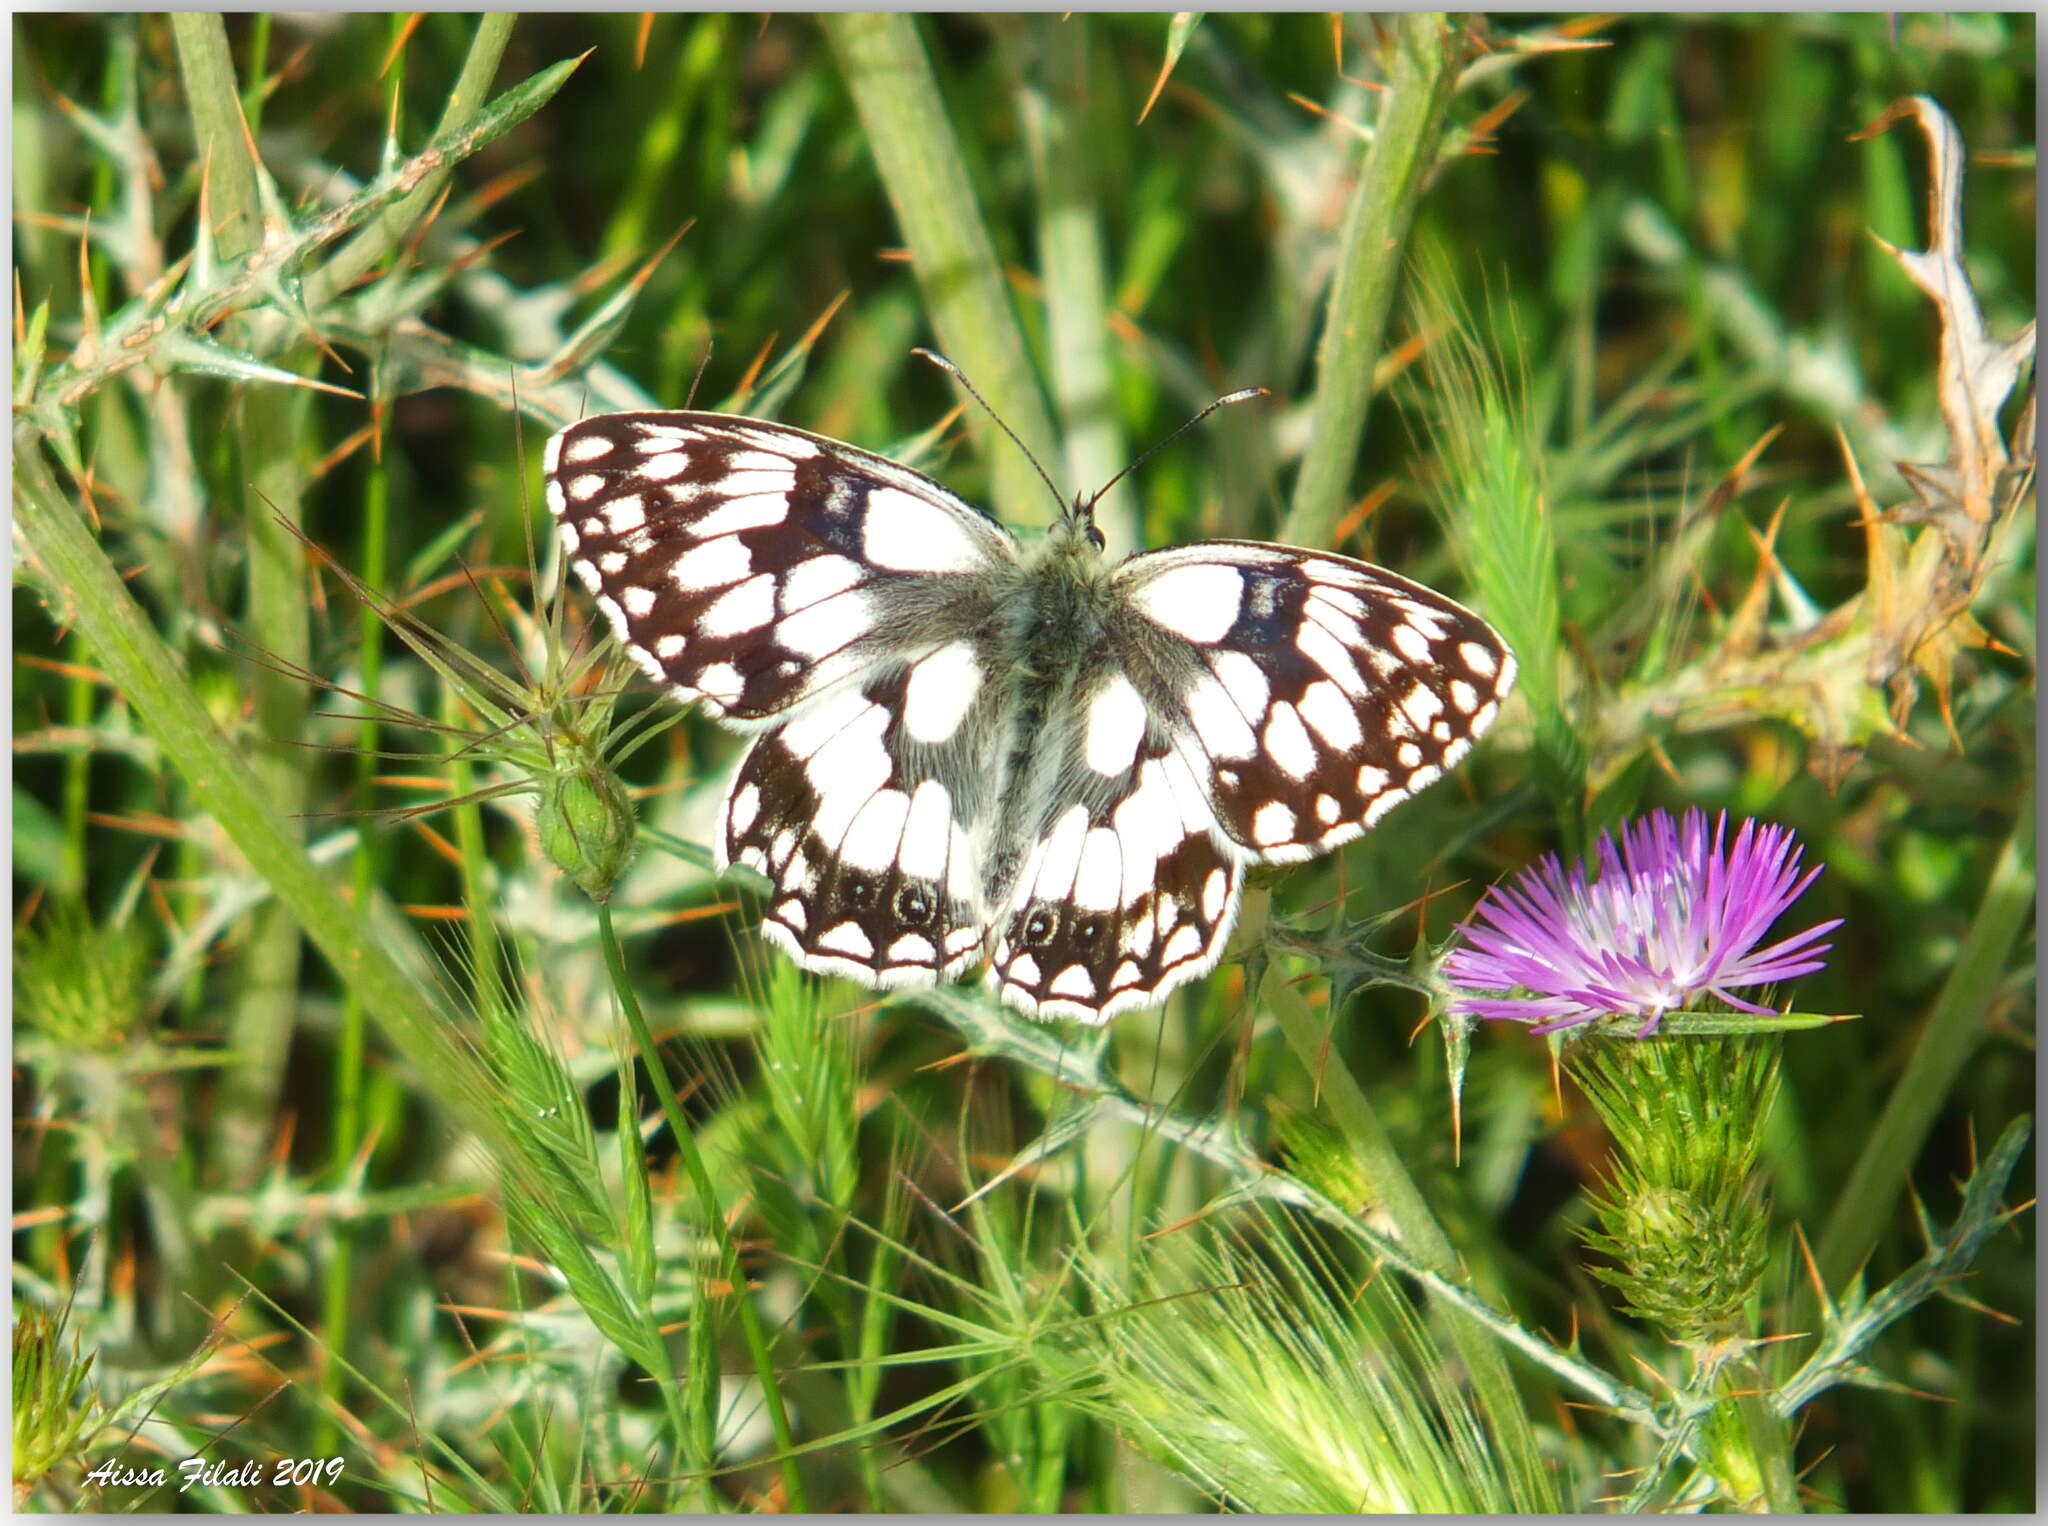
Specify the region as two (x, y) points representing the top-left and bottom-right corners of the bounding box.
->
(545, 399), (1515, 1024)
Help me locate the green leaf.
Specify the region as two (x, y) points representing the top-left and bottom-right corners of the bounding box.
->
(1137, 13), (1203, 125)
(154, 331), (361, 398)
(9, 787), (67, 889)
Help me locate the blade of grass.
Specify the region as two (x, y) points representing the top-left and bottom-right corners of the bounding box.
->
(823, 13), (1061, 528)
(595, 902), (809, 1511)
(1283, 12), (1462, 549)
(1016, 16), (1131, 550)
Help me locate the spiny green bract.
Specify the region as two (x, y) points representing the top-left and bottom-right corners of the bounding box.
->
(1570, 1037), (1781, 1341)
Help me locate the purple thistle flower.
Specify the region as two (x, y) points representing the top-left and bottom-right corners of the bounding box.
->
(1441, 809), (1841, 1036)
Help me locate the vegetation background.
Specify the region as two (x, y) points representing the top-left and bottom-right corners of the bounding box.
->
(11, 11), (2035, 1513)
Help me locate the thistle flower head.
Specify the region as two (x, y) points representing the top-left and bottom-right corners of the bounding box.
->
(1441, 809), (1840, 1035)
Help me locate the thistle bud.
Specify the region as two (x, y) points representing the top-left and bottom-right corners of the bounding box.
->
(16, 900), (147, 1054)
(537, 762), (638, 901)
(1570, 1037), (1779, 1343)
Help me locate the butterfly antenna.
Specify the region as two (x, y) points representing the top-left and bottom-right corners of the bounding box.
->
(911, 347), (1070, 519)
(1081, 386), (1270, 514)
(685, 335), (715, 409)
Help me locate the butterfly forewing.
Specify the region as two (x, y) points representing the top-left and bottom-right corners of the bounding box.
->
(1109, 542), (1516, 865)
(546, 412), (1015, 722)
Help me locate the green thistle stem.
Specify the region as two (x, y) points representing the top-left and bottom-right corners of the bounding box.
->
(823, 12), (1060, 529)
(1283, 12), (1461, 549)
(59, 634), (91, 898)
(1722, 1378), (1802, 1512)
(306, 14), (516, 307)
(169, 15), (262, 260)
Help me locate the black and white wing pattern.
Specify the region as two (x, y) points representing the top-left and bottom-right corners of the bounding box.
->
(988, 718), (1244, 1024)
(546, 412), (1011, 989)
(546, 412), (1015, 723)
(1109, 541), (1515, 867)
(980, 541), (1516, 1022)
(548, 409), (1518, 1026)
(713, 657), (1001, 993)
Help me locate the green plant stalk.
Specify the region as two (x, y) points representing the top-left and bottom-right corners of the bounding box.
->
(1722, 1377), (1802, 1512)
(169, 14), (263, 260)
(181, 10), (323, 1185)
(318, 415), (391, 1450)
(307, 14), (516, 307)
(60, 632), (92, 898)
(823, 12), (1061, 529)
(1029, 1400), (1070, 1512)
(1811, 782), (2034, 1296)
(211, 376), (317, 1180)
(84, 30), (124, 315)
(1283, 12), (1461, 549)
(240, 12), (272, 134)
(595, 902), (808, 1511)
(1259, 964), (1548, 1502)
(1017, 16), (1131, 551)
(848, 1165), (909, 1510)
(12, 440), (515, 1166)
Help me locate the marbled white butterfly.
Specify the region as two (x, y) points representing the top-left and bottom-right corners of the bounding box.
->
(546, 396), (1515, 1024)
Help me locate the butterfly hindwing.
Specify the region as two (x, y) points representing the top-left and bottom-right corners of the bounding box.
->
(546, 412), (1015, 723)
(1110, 541), (1517, 865)
(990, 700), (1243, 1023)
(717, 663), (995, 989)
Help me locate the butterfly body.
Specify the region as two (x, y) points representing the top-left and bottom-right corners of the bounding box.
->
(547, 409), (1515, 1023)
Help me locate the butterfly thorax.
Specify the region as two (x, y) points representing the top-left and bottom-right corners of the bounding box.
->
(974, 516), (1121, 905)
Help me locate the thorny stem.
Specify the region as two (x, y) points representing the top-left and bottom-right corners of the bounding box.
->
(1284, 13), (1463, 549)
